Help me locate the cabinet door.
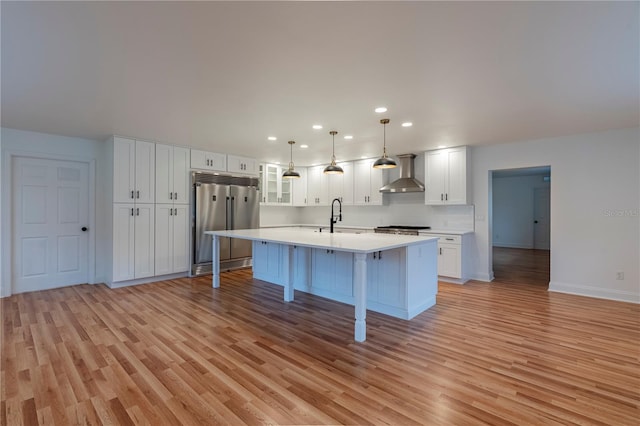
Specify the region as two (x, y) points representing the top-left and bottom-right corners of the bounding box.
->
(307, 166), (328, 205)
(291, 167), (308, 206)
(311, 249), (333, 291)
(445, 148), (467, 205)
(190, 149), (208, 170)
(134, 204), (155, 279)
(264, 164), (279, 204)
(252, 241), (268, 278)
(438, 243), (461, 278)
(228, 155), (257, 176)
(369, 163), (384, 205)
(425, 150), (446, 205)
(172, 147), (190, 204)
(154, 204), (173, 276)
(353, 159), (371, 205)
(340, 161), (354, 205)
(155, 144), (173, 204)
(333, 251), (353, 297)
(190, 149), (226, 171)
(135, 140), (155, 204)
(377, 248), (404, 307)
(172, 205), (190, 273)
(280, 171), (292, 205)
(113, 137), (135, 203)
(113, 204), (135, 281)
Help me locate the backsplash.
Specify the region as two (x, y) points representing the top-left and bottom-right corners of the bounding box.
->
(260, 201), (474, 231)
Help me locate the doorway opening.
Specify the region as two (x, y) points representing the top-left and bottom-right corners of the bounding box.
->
(490, 166), (550, 286)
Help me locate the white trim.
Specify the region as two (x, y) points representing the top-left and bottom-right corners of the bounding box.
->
(470, 272), (494, 282)
(1, 149), (97, 297)
(438, 276), (469, 285)
(492, 242), (534, 249)
(549, 281), (640, 304)
(108, 272), (188, 289)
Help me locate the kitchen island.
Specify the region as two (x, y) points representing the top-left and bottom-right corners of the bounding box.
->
(205, 227), (438, 342)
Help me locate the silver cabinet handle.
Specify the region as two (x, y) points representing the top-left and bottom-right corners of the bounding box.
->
(174, 192), (178, 200)
(136, 190), (140, 199)
(170, 208), (173, 216)
(131, 208), (134, 216)
(441, 193), (444, 201)
(131, 190), (135, 199)
(445, 193), (448, 201)
(136, 208), (140, 216)
(169, 192), (173, 200)
(174, 208), (177, 215)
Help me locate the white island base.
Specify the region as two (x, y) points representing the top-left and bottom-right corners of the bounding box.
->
(207, 228), (438, 342)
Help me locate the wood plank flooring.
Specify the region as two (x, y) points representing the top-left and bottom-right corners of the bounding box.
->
(2, 260), (639, 425)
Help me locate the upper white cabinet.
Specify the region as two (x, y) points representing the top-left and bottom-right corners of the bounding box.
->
(353, 158), (385, 205)
(113, 137), (155, 204)
(307, 165), (329, 206)
(291, 167), (308, 206)
(424, 146), (468, 205)
(190, 149), (226, 172)
(261, 164), (292, 205)
(156, 144), (190, 204)
(327, 162), (354, 205)
(228, 155), (258, 176)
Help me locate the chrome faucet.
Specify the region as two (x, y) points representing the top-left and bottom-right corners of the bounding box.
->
(330, 198), (342, 233)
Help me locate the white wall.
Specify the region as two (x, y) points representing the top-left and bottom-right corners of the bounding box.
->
(471, 127), (640, 303)
(493, 174), (550, 248)
(1, 128), (108, 297)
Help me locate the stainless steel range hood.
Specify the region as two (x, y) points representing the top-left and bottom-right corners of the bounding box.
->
(379, 153), (425, 193)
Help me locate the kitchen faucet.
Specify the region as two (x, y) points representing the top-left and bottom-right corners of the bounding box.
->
(330, 198), (342, 233)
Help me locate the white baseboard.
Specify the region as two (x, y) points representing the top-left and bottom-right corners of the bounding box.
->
(108, 272), (188, 289)
(493, 243), (534, 249)
(438, 276), (468, 285)
(549, 281), (639, 304)
(469, 271), (494, 282)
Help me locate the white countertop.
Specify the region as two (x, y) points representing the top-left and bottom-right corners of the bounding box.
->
(206, 227), (438, 253)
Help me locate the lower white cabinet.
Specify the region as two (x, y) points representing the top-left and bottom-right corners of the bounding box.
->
(155, 204), (189, 275)
(367, 248), (406, 309)
(252, 241), (284, 283)
(112, 204), (155, 282)
(420, 233), (470, 282)
(438, 242), (461, 278)
(310, 248), (353, 298)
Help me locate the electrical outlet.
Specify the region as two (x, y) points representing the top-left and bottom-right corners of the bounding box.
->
(616, 272), (625, 280)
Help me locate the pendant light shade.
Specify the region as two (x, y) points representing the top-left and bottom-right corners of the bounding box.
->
(282, 140), (301, 179)
(324, 131), (344, 175)
(373, 118), (397, 169)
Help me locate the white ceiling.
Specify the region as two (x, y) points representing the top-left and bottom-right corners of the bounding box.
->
(2, 1), (638, 166)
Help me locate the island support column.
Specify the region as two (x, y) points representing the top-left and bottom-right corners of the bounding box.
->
(284, 245), (295, 302)
(211, 235), (220, 288)
(353, 253), (367, 342)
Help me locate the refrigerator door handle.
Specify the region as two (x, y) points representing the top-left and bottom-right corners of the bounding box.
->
(226, 196), (231, 230)
(230, 196), (235, 230)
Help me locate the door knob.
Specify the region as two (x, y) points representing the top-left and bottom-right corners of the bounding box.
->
(81, 227), (88, 232)
(534, 220), (539, 224)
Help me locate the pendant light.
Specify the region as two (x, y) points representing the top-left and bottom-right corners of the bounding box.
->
(373, 118), (397, 169)
(282, 140), (301, 179)
(323, 131), (344, 174)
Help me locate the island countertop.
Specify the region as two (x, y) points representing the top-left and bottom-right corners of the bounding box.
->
(205, 227), (438, 253)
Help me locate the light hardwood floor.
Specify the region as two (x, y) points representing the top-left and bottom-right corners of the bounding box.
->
(2, 258), (639, 425)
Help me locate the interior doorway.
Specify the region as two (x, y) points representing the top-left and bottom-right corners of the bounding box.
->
(491, 166), (551, 286)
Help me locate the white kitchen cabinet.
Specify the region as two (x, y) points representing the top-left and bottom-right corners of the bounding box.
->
(113, 137), (155, 204)
(112, 204), (155, 282)
(261, 163), (292, 205)
(420, 232), (470, 282)
(367, 248), (406, 309)
(252, 241), (285, 283)
(291, 167), (308, 206)
(190, 149), (227, 172)
(353, 158), (385, 205)
(327, 161), (354, 205)
(154, 204), (189, 276)
(310, 248), (353, 298)
(438, 242), (461, 278)
(156, 144), (190, 204)
(425, 146), (468, 205)
(307, 165), (329, 206)
(227, 155), (258, 176)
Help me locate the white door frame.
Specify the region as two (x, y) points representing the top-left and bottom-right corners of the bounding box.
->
(1, 149), (96, 297)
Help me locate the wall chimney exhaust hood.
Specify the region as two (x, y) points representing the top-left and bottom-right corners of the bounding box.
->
(379, 153), (425, 193)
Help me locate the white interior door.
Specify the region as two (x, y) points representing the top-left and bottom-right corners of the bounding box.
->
(13, 157), (89, 293)
(534, 187), (550, 250)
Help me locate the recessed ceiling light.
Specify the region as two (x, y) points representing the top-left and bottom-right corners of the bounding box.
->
(401, 122), (413, 127)
(375, 107), (387, 113)
(344, 135), (353, 140)
(312, 124), (323, 130)
(438, 145), (447, 149)
(267, 136), (277, 141)
(275, 161), (280, 165)
(361, 156), (368, 159)
(300, 144), (309, 149)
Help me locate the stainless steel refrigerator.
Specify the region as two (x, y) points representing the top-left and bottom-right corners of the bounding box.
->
(191, 172), (260, 276)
